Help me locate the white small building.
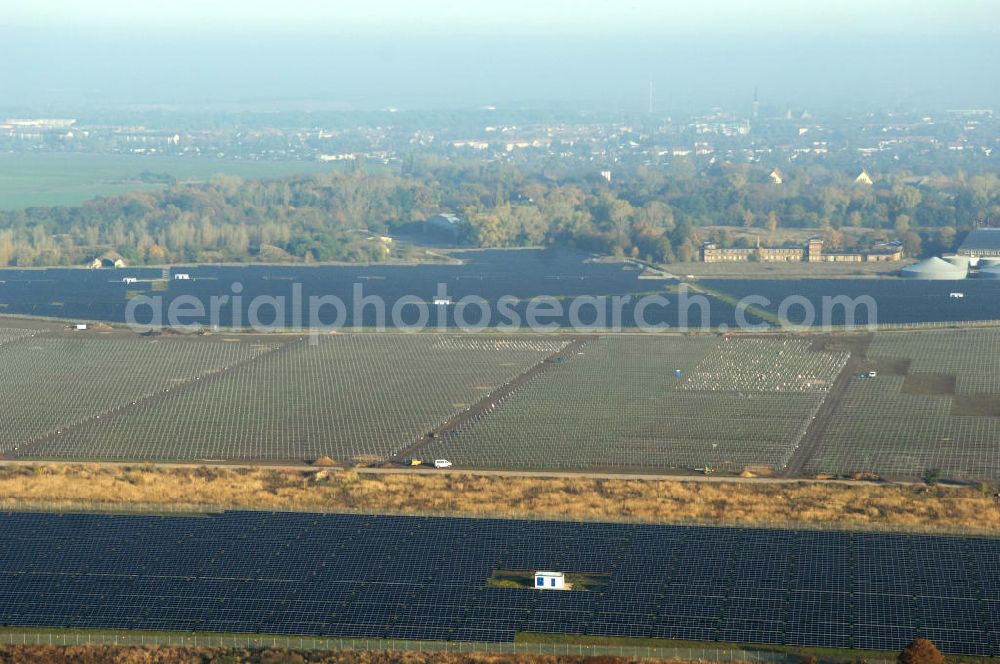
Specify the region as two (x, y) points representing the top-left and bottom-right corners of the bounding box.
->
(854, 169), (874, 186)
(433, 297), (452, 306)
(174, 273), (191, 281)
(534, 571), (565, 590)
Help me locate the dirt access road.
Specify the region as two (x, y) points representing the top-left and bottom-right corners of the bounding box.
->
(782, 333), (874, 477)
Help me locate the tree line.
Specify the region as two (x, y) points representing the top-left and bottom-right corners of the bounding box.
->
(0, 159), (997, 266)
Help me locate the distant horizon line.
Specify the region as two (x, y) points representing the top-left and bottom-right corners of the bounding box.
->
(0, 102), (996, 117)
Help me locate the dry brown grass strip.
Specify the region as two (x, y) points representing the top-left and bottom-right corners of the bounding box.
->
(0, 464), (997, 535)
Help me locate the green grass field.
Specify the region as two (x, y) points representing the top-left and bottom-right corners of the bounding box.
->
(0, 152), (339, 210)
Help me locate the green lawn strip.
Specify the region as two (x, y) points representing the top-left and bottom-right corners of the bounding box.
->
(0, 153), (343, 211)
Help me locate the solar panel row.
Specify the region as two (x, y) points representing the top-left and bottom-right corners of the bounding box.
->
(0, 511), (995, 655)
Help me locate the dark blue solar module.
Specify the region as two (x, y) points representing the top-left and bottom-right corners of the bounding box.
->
(0, 511), (996, 655)
(0, 251), (761, 329)
(699, 278), (1000, 326)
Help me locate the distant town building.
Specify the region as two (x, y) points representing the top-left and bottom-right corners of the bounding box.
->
(700, 245), (760, 262)
(600, 169), (612, 183)
(451, 140), (489, 150)
(503, 138), (551, 151)
(768, 169), (783, 185)
(759, 246), (804, 262)
(702, 238), (805, 263)
(957, 228), (1000, 258)
(867, 241), (906, 262)
(701, 237), (902, 264)
(806, 237), (825, 262)
(854, 169), (874, 186)
(2, 118), (76, 130)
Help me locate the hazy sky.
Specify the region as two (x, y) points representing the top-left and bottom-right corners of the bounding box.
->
(3, 1), (999, 112)
(6, 0), (1000, 34)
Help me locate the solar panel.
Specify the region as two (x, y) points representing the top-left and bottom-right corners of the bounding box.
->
(0, 511), (995, 655)
(786, 625), (852, 649)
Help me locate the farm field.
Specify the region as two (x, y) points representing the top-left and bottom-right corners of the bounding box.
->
(422, 336), (847, 473)
(0, 152), (339, 210)
(17, 335), (567, 463)
(808, 328), (1000, 481)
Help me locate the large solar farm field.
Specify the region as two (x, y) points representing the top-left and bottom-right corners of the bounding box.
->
(701, 278), (1000, 326)
(6, 333), (567, 463)
(0, 331), (276, 457)
(423, 335), (848, 473)
(3, 322), (1000, 481)
(0, 510), (996, 655)
(0, 251), (755, 329)
(808, 328), (1000, 481)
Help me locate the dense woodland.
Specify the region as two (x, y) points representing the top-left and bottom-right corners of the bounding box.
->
(1, 158), (999, 266)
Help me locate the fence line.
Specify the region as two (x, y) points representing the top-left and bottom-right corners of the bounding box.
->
(0, 629), (899, 663)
